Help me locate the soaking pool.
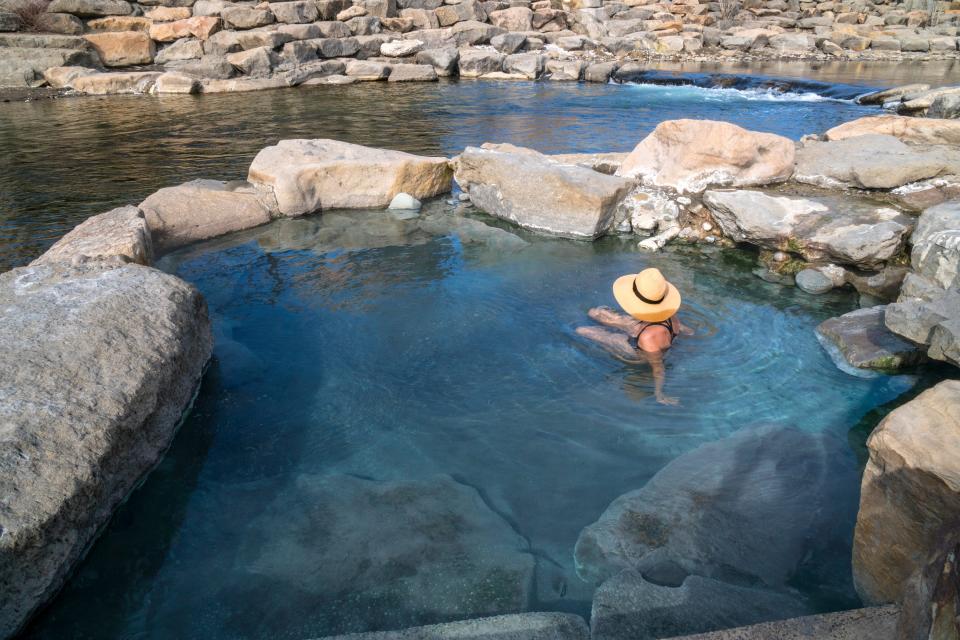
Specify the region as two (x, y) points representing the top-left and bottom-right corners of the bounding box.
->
(5, 68), (952, 639)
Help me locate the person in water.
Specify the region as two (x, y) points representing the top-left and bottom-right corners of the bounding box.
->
(577, 267), (692, 405)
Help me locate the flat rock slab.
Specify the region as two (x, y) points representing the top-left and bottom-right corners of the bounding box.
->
(816, 306), (927, 373)
(794, 135), (960, 191)
(615, 119), (795, 194)
(316, 612), (588, 640)
(825, 115), (960, 147)
(853, 380), (960, 605)
(140, 179), (275, 254)
(228, 474), (535, 634)
(0, 261), (212, 638)
(30, 205), (153, 266)
(592, 571), (809, 640)
(574, 424), (859, 599)
(0, 47), (98, 88)
(703, 189), (913, 269)
(668, 605), (899, 640)
(454, 143), (632, 239)
(247, 139), (452, 215)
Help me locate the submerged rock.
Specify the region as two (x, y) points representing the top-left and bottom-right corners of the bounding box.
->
(703, 189), (913, 269)
(816, 306), (926, 373)
(574, 424), (859, 599)
(615, 120), (795, 194)
(794, 135), (960, 191)
(320, 613), (588, 640)
(853, 380), (960, 606)
(233, 474), (535, 633)
(247, 139), (452, 215)
(454, 143), (632, 239)
(389, 192), (422, 210)
(30, 205), (153, 266)
(795, 268), (835, 294)
(0, 261), (212, 638)
(591, 571), (810, 640)
(140, 179), (275, 254)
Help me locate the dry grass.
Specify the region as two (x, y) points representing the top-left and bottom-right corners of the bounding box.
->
(10, 0), (51, 32)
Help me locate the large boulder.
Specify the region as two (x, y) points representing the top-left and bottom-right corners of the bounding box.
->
(885, 291), (960, 368)
(591, 570), (810, 640)
(248, 139), (452, 216)
(46, 0), (131, 17)
(574, 424), (859, 599)
(853, 380), (960, 606)
(794, 135), (960, 191)
(911, 201), (960, 291)
(189, 474), (536, 634)
(0, 260), (212, 638)
(615, 120), (795, 194)
(140, 179), (276, 254)
(0, 47), (98, 88)
(84, 30), (155, 66)
(71, 70), (162, 94)
(31, 205), (153, 266)
(825, 115), (960, 147)
(454, 143), (633, 239)
(703, 189), (913, 269)
(816, 306), (926, 373)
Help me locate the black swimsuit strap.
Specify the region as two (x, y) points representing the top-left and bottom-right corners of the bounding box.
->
(636, 317), (676, 338)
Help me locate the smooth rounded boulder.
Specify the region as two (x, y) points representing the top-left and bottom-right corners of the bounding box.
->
(615, 119), (795, 194)
(825, 114), (960, 147)
(247, 139), (452, 216)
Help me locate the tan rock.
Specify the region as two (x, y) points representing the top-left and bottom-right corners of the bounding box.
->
(71, 71), (161, 94)
(247, 139), (452, 215)
(140, 179), (275, 253)
(85, 15), (151, 32)
(199, 75), (290, 92)
(84, 30), (155, 66)
(149, 16), (221, 42)
(32, 206), (153, 266)
(616, 119), (795, 193)
(454, 143), (633, 239)
(853, 380), (960, 605)
(42, 65), (98, 88)
(145, 6), (191, 21)
(825, 115), (960, 147)
(153, 71), (200, 93)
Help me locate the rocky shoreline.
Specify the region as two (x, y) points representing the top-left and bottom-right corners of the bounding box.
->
(2, 0), (960, 98)
(1, 110), (959, 639)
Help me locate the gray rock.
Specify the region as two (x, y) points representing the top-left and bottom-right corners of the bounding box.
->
(450, 19), (504, 45)
(317, 613), (588, 640)
(46, 0), (131, 16)
(156, 37), (204, 63)
(795, 267), (835, 294)
(857, 84), (930, 106)
(544, 58), (583, 80)
(703, 189), (913, 269)
(345, 58), (392, 79)
(387, 63), (437, 81)
(171, 54), (237, 79)
(414, 46), (458, 75)
(226, 46), (279, 76)
(316, 35), (361, 56)
(591, 571), (810, 640)
(140, 179), (275, 253)
(221, 6), (274, 29)
(574, 424), (859, 597)
(454, 143), (632, 239)
(227, 474), (535, 633)
(911, 200), (960, 291)
(270, 0), (319, 23)
(35, 12), (84, 34)
(491, 31), (526, 53)
(435, 0), (485, 25)
(236, 28), (293, 50)
(286, 58), (346, 83)
(928, 93), (960, 119)
(0, 260), (212, 639)
(31, 205), (153, 266)
(502, 52), (542, 79)
(316, 0), (351, 18)
(584, 60), (617, 82)
(202, 29), (242, 55)
(0, 47), (99, 88)
(844, 265), (909, 302)
(457, 47), (504, 76)
(885, 290), (960, 367)
(0, 33), (92, 48)
(0, 10), (20, 31)
(347, 15), (381, 34)
(673, 605), (899, 640)
(794, 135), (960, 190)
(816, 306), (926, 372)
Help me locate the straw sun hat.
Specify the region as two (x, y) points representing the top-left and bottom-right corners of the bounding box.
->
(612, 268), (681, 323)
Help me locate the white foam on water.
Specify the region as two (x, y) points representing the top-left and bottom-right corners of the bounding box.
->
(623, 82), (853, 103)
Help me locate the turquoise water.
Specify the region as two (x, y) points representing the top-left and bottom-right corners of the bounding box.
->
(23, 203), (935, 639)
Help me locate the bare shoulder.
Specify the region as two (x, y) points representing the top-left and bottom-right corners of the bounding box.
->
(637, 325), (671, 352)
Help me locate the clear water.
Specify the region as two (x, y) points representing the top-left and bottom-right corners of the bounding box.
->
(0, 73), (887, 271)
(8, 69), (953, 638)
(23, 203), (941, 640)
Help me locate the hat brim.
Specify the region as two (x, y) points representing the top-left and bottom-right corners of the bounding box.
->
(612, 274), (682, 322)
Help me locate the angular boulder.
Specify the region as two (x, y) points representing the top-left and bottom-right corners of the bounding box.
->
(615, 120), (795, 194)
(46, 0), (131, 17)
(853, 380), (960, 605)
(794, 135), (960, 191)
(0, 47), (98, 88)
(140, 179), (275, 253)
(591, 570), (810, 640)
(71, 70), (162, 94)
(703, 189), (913, 269)
(574, 424), (859, 598)
(816, 306), (926, 373)
(911, 200), (960, 291)
(247, 139), (452, 216)
(84, 30), (155, 66)
(825, 115), (960, 147)
(31, 205), (153, 266)
(885, 291), (960, 368)
(0, 260), (212, 638)
(454, 143), (633, 239)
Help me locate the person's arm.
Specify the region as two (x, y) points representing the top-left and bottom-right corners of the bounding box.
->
(643, 349), (678, 405)
(675, 317), (695, 336)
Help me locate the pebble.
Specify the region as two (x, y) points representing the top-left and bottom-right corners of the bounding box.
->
(702, 222), (713, 232)
(795, 268), (835, 295)
(388, 192), (422, 211)
(771, 251), (789, 263)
